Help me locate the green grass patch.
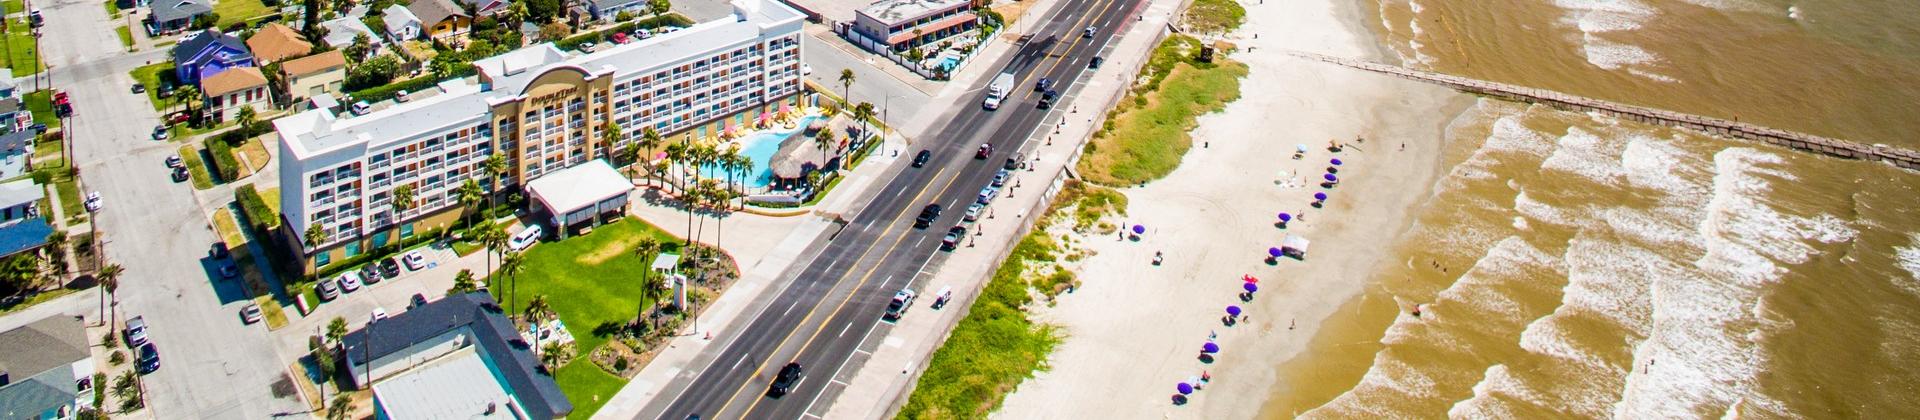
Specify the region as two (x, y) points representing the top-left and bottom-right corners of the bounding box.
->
(6, 19), (39, 75)
(206, 138), (242, 181)
(3, 0), (22, 14)
(898, 229), (1064, 419)
(104, 0), (120, 16)
(177, 145), (215, 189)
(1053, 180), (1128, 231)
(131, 62), (179, 111)
(1077, 34), (1246, 186)
(262, 187), (281, 215)
(43, 170), (83, 225)
(451, 240), (482, 256)
(554, 361), (625, 419)
(255, 296), (289, 330)
(0, 288), (77, 315)
(116, 26), (133, 48)
(31, 134), (58, 159)
(1184, 0), (1246, 34)
(212, 209), (245, 246)
(212, 0), (271, 23)
(23, 90), (59, 129)
(500, 217), (684, 417)
(236, 185), (278, 231)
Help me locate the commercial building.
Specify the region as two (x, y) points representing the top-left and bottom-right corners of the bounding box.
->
(0, 315), (95, 419)
(849, 0), (977, 51)
(275, 0), (807, 272)
(342, 292), (571, 419)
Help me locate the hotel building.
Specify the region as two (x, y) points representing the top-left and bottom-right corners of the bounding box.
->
(275, 0), (807, 272)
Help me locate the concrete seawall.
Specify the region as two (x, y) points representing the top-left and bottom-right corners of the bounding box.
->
(1283, 50), (1920, 171)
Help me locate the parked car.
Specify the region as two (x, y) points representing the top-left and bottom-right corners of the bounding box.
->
(359, 264), (383, 285)
(338, 272), (363, 293)
(151, 125), (169, 140)
(1038, 90), (1059, 109)
(395, 90), (411, 102)
(914, 203), (942, 228)
(211, 242), (230, 259)
(315, 278), (341, 300)
(1035, 78), (1053, 92)
(931, 286), (954, 309)
(131, 82), (145, 94)
(767, 362), (804, 397)
(992, 169), (1010, 187)
(378, 257), (402, 278)
(976, 186), (999, 205)
(884, 289), (917, 320)
(1004, 154), (1023, 170)
(402, 250), (427, 270)
(509, 225), (543, 251)
(171, 167), (189, 182)
(27, 123), (45, 134)
(166, 155), (185, 169)
(964, 203), (984, 222)
(28, 9), (42, 27)
(241, 304), (262, 324)
(410, 293), (429, 309)
(136, 343), (161, 373)
(941, 225), (966, 250)
(350, 101), (372, 115)
(975, 143), (992, 159)
(912, 149), (931, 168)
(124, 316), (150, 347)
(1090, 56), (1104, 69)
(83, 192), (102, 212)
(370, 307), (388, 323)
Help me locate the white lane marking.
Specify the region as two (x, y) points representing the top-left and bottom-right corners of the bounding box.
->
(838, 322), (853, 338)
(783, 300), (801, 317)
(732, 355), (748, 371)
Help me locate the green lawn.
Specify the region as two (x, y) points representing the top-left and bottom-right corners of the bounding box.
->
(1185, 0), (1246, 34)
(23, 90), (59, 129)
(104, 0), (120, 16)
(131, 62), (178, 111)
(178, 145), (214, 189)
(211, 0), (271, 24)
(116, 26), (133, 49)
(1077, 35), (1247, 186)
(2, 0), (20, 15)
(31, 134), (59, 159)
(0, 288), (77, 316)
(5, 19), (38, 75)
(49, 172), (82, 224)
(502, 216), (684, 417)
(555, 362), (626, 419)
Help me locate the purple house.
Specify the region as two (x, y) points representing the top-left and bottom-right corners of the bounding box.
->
(172, 30), (255, 87)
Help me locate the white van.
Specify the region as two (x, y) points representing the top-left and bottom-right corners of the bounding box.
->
(509, 225), (543, 251)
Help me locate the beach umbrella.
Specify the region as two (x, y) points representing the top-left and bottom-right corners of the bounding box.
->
(1331, 158), (1343, 166)
(1278, 212), (1292, 222)
(1268, 247), (1282, 258)
(1203, 342), (1221, 353)
(1225, 306), (1241, 316)
(1132, 225), (1146, 235)
(1244, 282), (1259, 293)
(1314, 192), (1327, 201)
(1296, 144), (1308, 153)
(1324, 173), (1338, 182)
(1177, 382), (1194, 394)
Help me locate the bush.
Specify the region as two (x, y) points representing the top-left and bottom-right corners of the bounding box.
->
(345, 54), (402, 91)
(108, 350), (126, 365)
(348, 75), (443, 103)
(206, 138), (241, 181)
(101, 331), (118, 349)
(236, 185), (278, 232)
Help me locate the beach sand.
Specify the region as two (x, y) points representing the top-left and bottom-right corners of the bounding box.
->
(988, 0), (1470, 417)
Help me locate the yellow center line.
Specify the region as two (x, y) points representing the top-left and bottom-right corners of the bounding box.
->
(713, 158), (975, 418)
(1019, 0), (1124, 99)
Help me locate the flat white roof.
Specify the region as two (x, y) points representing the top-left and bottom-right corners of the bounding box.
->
(527, 159), (630, 214)
(859, 0), (968, 25)
(371, 346), (527, 419)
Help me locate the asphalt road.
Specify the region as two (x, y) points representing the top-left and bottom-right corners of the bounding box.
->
(643, 0), (1142, 417)
(37, 0), (308, 417)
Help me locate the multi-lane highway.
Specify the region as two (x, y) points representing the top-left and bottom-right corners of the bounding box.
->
(642, 0), (1143, 417)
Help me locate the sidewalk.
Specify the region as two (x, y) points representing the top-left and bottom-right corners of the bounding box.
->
(820, 0), (1182, 416)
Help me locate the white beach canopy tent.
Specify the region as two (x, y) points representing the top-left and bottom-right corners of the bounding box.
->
(1282, 234), (1311, 258)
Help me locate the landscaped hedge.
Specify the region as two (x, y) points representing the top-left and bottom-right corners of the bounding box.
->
(235, 185), (277, 232)
(206, 137), (242, 181)
(347, 75), (445, 104)
(553, 14), (697, 52)
(310, 225), (444, 281)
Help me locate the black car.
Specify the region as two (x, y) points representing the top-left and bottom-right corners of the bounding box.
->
(170, 167), (190, 182)
(132, 83), (145, 94)
(768, 362), (804, 397)
(137, 343), (161, 373)
(1038, 90), (1059, 109)
(211, 242), (231, 259)
(912, 149), (931, 168)
(914, 204), (942, 228)
(1090, 56), (1104, 69)
(410, 293), (429, 309)
(378, 257), (402, 278)
(1035, 78), (1053, 92)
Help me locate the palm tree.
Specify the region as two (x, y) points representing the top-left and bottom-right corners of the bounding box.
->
(852, 102), (876, 154)
(457, 179), (485, 235)
(326, 316), (348, 347)
(173, 85), (200, 117)
(236, 105), (257, 130)
(96, 264), (123, 327)
(44, 231), (66, 285)
(304, 224), (329, 251)
(837, 68), (855, 106)
(500, 250), (526, 316)
(327, 392), (353, 420)
(387, 184), (417, 251)
(449, 269), (478, 294)
(525, 294), (551, 323)
(620, 142), (643, 183)
(600, 122), (622, 160)
(639, 127), (664, 187)
(815, 129), (835, 159)
(480, 224), (508, 294)
(632, 237), (662, 327)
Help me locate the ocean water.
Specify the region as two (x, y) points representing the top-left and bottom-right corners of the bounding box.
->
(1258, 0), (1920, 417)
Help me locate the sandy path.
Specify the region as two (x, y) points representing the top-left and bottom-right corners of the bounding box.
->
(989, 0), (1470, 417)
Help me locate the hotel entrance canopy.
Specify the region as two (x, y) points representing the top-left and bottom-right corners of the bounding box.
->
(526, 159), (631, 233)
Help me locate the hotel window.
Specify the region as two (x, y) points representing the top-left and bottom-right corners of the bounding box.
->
(315, 252), (331, 267)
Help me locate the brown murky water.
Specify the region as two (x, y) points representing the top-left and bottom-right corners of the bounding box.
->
(1259, 0), (1920, 417)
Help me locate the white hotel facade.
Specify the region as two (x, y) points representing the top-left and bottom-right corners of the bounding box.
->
(275, 0), (808, 272)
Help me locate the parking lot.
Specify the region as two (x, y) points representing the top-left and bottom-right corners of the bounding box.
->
(267, 243), (473, 361)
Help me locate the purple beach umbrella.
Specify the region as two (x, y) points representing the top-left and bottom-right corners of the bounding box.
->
(1203, 342), (1221, 353)
(1331, 158), (1344, 166)
(1278, 212), (1292, 222)
(1178, 382), (1195, 394)
(1324, 173), (1338, 182)
(1226, 306), (1241, 316)
(1268, 247), (1283, 258)
(1133, 224), (1146, 235)
(1314, 192), (1328, 201)
(1244, 282), (1259, 293)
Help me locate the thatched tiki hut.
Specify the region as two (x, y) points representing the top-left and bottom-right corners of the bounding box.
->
(770, 136), (840, 190)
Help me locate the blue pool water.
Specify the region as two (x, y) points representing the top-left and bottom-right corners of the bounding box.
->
(701, 115), (824, 188)
(938, 56), (961, 70)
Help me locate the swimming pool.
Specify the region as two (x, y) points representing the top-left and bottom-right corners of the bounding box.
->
(700, 115), (824, 189)
(938, 55), (962, 71)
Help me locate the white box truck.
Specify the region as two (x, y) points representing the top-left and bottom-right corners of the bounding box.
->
(983, 71), (1015, 110)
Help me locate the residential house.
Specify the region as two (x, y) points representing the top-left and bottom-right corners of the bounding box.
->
(586, 0), (648, 22)
(849, 0), (977, 51)
(341, 293), (573, 419)
(458, 0), (513, 16)
(202, 67), (270, 123)
(0, 316), (95, 420)
(382, 4), (424, 42)
(246, 23), (314, 64)
(408, 0), (472, 41)
(0, 69), (16, 99)
(0, 98), (23, 134)
(147, 0), (213, 35)
(280, 51), (347, 111)
(0, 131), (30, 168)
(319, 17), (386, 51)
(0, 178), (42, 222)
(173, 30), (255, 87)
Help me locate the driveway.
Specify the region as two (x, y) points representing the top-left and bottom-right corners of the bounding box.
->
(45, 0), (309, 417)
